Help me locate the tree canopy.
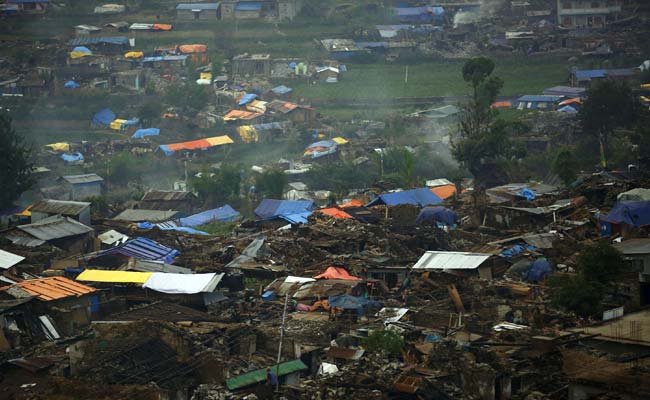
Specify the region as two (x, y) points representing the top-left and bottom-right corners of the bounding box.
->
(0, 112), (34, 208)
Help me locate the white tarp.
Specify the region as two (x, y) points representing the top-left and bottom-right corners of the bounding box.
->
(0, 249), (25, 270)
(318, 362), (339, 375)
(143, 272), (219, 294)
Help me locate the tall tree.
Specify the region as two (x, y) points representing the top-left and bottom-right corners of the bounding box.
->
(0, 113), (34, 208)
(552, 147), (579, 186)
(579, 79), (636, 169)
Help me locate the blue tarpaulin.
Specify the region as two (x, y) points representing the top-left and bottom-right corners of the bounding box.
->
(328, 295), (382, 315)
(416, 206), (458, 226)
(180, 205), (241, 227)
(262, 290), (276, 301)
(523, 258), (553, 283)
(516, 188), (536, 200)
(64, 80), (80, 89)
(137, 221), (208, 235)
(61, 152), (84, 163)
(279, 211), (312, 224)
(602, 201), (650, 228)
(238, 93), (257, 105)
(72, 46), (92, 54)
(120, 118), (139, 128)
(557, 105), (578, 113)
(367, 188), (442, 207)
(92, 108), (115, 126)
(235, 2), (262, 11)
(254, 199), (314, 220)
(500, 244), (538, 258)
(132, 128), (159, 139)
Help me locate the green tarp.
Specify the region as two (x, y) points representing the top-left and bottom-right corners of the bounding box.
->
(226, 359), (307, 390)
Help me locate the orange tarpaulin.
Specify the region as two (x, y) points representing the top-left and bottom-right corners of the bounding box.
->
(491, 101), (512, 108)
(178, 44), (207, 54)
(314, 267), (361, 281)
(430, 184), (457, 200)
(316, 207), (353, 219)
(152, 24), (172, 31)
(559, 97), (582, 106)
(223, 110), (262, 121)
(339, 199), (363, 208)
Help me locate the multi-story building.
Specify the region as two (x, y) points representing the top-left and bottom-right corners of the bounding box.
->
(557, 0), (622, 28)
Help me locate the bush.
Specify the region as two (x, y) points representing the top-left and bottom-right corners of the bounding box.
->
(363, 329), (404, 357)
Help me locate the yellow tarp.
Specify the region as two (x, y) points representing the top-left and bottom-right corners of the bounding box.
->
(15, 205), (31, 217)
(237, 126), (259, 143)
(70, 51), (91, 59)
(124, 51), (144, 59)
(76, 269), (153, 284)
(332, 137), (348, 145)
(110, 119), (126, 130)
(200, 72), (212, 81)
(205, 135), (234, 146)
(45, 142), (70, 152)
(640, 84), (650, 90)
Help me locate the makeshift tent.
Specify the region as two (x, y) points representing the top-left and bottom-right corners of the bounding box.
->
(416, 206), (459, 226)
(159, 135), (234, 156)
(254, 199), (314, 220)
(124, 51), (144, 59)
(315, 267), (361, 281)
(618, 188), (650, 202)
(602, 201), (650, 229)
(304, 140), (337, 159)
(315, 207), (353, 219)
(179, 205), (241, 227)
(557, 105), (578, 113)
(237, 125), (258, 143)
(152, 24), (172, 31)
(491, 101), (512, 108)
(430, 184), (456, 200)
(45, 142), (70, 152)
(178, 44), (207, 53)
(367, 188), (442, 207)
(332, 137), (348, 145)
(223, 110), (262, 121)
(328, 295), (381, 314)
(61, 152), (84, 163)
(339, 199), (363, 208)
(238, 93), (257, 106)
(271, 85), (292, 95)
(92, 108), (116, 126)
(70, 46), (92, 59)
(110, 119), (127, 130)
(142, 272), (221, 294)
(132, 128), (160, 139)
(64, 80), (80, 89)
(523, 258), (553, 283)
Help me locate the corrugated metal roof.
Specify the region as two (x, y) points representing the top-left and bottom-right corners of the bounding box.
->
(30, 199), (90, 216)
(60, 174), (104, 184)
(17, 215), (93, 241)
(613, 239), (650, 255)
(66, 36), (129, 46)
(8, 277), (96, 301)
(0, 249), (25, 270)
(112, 209), (179, 222)
(91, 237), (180, 263)
(516, 95), (561, 103)
(141, 190), (194, 202)
(176, 2), (219, 10)
(413, 251), (491, 270)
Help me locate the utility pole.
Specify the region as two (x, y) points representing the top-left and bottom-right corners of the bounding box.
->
(275, 292), (289, 393)
(404, 65), (408, 84)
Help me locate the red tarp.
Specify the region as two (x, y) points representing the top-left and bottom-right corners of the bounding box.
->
(314, 266), (361, 281)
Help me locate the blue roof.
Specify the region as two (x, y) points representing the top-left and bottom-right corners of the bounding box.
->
(575, 69), (606, 81)
(67, 36), (129, 46)
(176, 2), (219, 10)
(132, 128), (160, 139)
(416, 206), (458, 225)
(180, 205), (241, 227)
(93, 237), (180, 263)
(92, 108), (115, 125)
(517, 95), (562, 103)
(142, 55), (188, 62)
(367, 188), (442, 207)
(254, 199), (314, 219)
(602, 201), (650, 228)
(235, 2), (262, 11)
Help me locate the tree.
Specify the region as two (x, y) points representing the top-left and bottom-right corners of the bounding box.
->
(108, 151), (140, 184)
(0, 112), (34, 208)
(192, 164), (242, 206)
(579, 79), (636, 169)
(452, 57), (508, 189)
(255, 169), (287, 199)
(138, 100), (163, 126)
(552, 147), (579, 186)
(550, 243), (625, 317)
(363, 329), (404, 357)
